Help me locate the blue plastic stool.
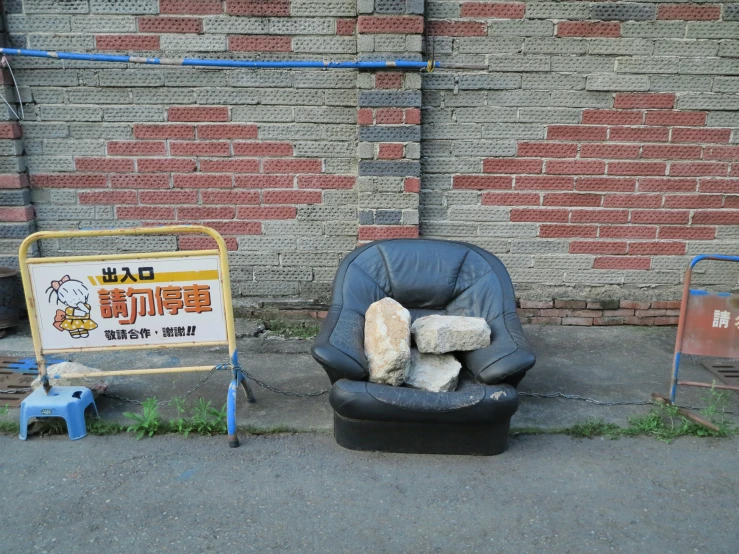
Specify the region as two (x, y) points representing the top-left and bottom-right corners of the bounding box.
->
(19, 386), (98, 441)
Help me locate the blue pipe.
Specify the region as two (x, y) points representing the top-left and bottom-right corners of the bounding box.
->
(227, 350), (241, 448)
(227, 375), (240, 447)
(0, 47), (440, 71)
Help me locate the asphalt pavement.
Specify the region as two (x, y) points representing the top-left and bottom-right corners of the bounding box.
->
(1, 433), (738, 554)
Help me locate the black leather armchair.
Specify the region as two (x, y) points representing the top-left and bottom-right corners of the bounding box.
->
(311, 239), (536, 455)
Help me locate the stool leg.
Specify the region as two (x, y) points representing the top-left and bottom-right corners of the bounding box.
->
(89, 398), (99, 418)
(66, 408), (88, 441)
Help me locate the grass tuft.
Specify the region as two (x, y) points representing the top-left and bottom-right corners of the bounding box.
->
(567, 419), (621, 439)
(264, 318), (320, 339)
(564, 386), (736, 443)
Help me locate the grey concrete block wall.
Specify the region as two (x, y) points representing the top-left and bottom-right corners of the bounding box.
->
(2, 0), (738, 309)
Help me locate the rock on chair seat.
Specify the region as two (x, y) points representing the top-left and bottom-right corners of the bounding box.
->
(312, 239), (536, 456)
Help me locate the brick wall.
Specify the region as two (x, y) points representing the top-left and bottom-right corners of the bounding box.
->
(0, 13), (34, 267)
(1, 0), (738, 317)
(421, 0), (739, 307)
(4, 0), (361, 304)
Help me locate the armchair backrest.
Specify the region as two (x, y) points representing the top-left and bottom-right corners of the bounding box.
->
(334, 239), (517, 314)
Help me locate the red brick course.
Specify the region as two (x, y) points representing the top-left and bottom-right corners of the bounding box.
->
(228, 36), (292, 52)
(76, 158), (135, 172)
(137, 158), (197, 173)
(358, 226), (419, 240)
(336, 19), (356, 36)
(173, 174), (233, 189)
(160, 0), (222, 14)
(111, 174), (170, 189)
(0, 205), (34, 221)
(168, 107), (229, 122)
(557, 21), (620, 38)
(199, 159), (260, 173)
(657, 4), (722, 20)
(138, 17), (203, 33)
(196, 125), (258, 140)
(134, 124), (194, 140)
(226, 0), (290, 16)
(95, 35), (160, 50)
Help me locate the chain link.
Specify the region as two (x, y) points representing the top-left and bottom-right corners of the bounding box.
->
(518, 391), (736, 414)
(517, 391), (653, 406)
(101, 362), (330, 405)
(239, 368), (329, 398)
(0, 388), (32, 394)
(102, 365), (221, 406)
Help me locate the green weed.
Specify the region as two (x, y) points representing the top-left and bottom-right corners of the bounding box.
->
(567, 419), (621, 439)
(191, 398), (228, 435)
(566, 386), (736, 443)
(0, 403), (8, 418)
(265, 318), (320, 339)
(0, 420), (19, 433)
(86, 418), (124, 435)
(123, 397), (162, 439)
(170, 396), (193, 438)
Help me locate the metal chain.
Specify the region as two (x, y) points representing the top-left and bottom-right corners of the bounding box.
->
(0, 388), (32, 394)
(518, 391), (653, 406)
(240, 368), (329, 398)
(518, 391), (736, 414)
(101, 363), (329, 405)
(102, 365), (220, 406)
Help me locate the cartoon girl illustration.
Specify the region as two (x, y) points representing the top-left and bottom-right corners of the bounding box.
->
(47, 275), (98, 339)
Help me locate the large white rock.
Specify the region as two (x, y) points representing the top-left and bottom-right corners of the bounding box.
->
(405, 349), (461, 393)
(411, 315), (491, 354)
(31, 361), (109, 396)
(364, 297), (411, 386)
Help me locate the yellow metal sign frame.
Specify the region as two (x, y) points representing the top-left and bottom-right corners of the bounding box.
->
(18, 225), (254, 447)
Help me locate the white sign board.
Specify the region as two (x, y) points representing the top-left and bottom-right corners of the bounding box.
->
(28, 254), (227, 351)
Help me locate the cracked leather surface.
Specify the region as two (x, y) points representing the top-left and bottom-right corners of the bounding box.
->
(367, 381), (485, 411)
(330, 378), (519, 424)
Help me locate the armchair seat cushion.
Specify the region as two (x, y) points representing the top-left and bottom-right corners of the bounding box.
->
(330, 379), (518, 425)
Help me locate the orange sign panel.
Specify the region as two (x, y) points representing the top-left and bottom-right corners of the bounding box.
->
(680, 290), (739, 358)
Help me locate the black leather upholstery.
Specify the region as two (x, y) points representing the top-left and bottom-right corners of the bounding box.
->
(330, 378), (519, 424)
(311, 238), (536, 387)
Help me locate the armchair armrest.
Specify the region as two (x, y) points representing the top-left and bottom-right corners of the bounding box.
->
(458, 312), (535, 387)
(311, 304), (368, 383)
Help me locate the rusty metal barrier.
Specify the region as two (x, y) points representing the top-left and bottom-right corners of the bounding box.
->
(669, 254), (739, 404)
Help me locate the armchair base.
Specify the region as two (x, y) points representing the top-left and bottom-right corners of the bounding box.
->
(333, 413), (511, 456)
